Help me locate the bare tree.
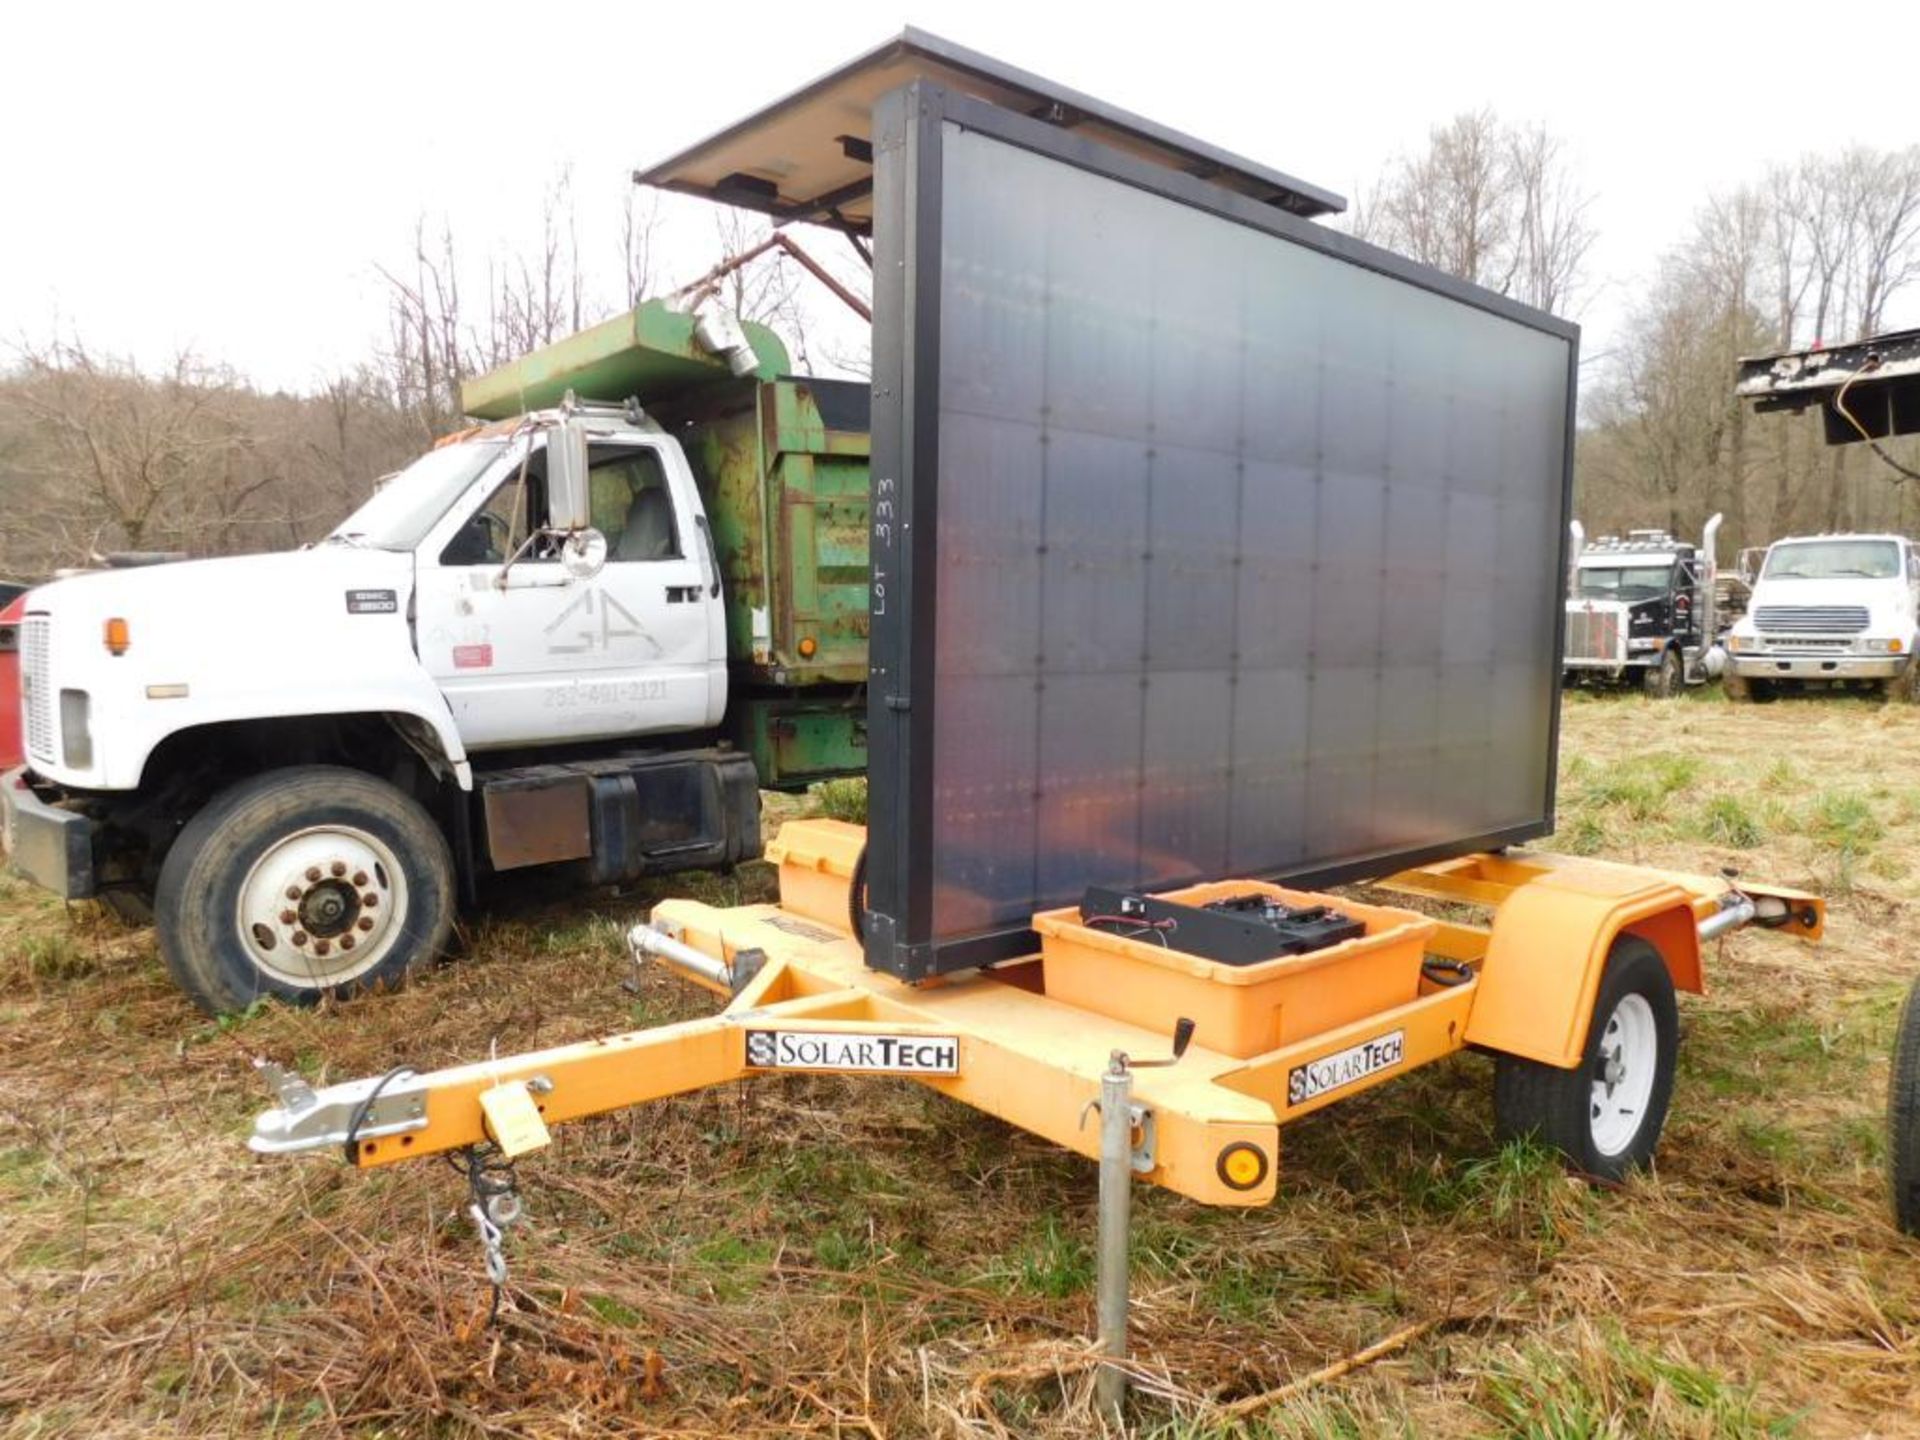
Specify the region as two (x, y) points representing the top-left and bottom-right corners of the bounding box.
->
(621, 189), (661, 310)
(377, 217), (469, 441)
(1355, 109), (1593, 314)
(1507, 124), (1596, 315)
(1584, 145), (1920, 551)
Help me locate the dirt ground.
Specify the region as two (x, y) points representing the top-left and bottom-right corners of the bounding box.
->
(2, 689), (1917, 1438)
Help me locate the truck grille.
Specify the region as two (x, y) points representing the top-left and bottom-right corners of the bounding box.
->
(1565, 607), (1623, 663)
(21, 615), (53, 763)
(1754, 605), (1869, 633)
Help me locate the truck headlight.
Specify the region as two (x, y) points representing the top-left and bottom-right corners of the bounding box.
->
(1628, 638), (1659, 652)
(1860, 638), (1906, 654)
(1729, 635), (1749, 652)
(59, 688), (92, 769)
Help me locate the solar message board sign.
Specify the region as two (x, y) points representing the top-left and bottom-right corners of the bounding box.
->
(860, 83), (1577, 979)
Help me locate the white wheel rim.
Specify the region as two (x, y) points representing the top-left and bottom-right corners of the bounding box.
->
(1589, 992), (1659, 1157)
(235, 825), (409, 988)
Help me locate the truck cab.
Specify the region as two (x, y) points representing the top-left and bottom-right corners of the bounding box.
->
(1725, 533), (1920, 700)
(3, 301), (870, 1014)
(1563, 521), (1723, 697)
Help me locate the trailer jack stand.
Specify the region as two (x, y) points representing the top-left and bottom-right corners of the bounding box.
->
(1090, 1053), (1136, 1420)
(1082, 1021), (1193, 1418)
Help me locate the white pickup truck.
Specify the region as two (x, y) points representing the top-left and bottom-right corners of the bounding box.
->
(2, 302), (871, 1014)
(1724, 533), (1920, 700)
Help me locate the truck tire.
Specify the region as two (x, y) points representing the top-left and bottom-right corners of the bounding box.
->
(1892, 976), (1920, 1237)
(154, 766), (454, 1015)
(1886, 662), (1920, 705)
(1493, 936), (1678, 1182)
(1643, 648), (1682, 699)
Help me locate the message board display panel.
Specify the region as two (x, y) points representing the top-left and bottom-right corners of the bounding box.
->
(863, 85), (1577, 980)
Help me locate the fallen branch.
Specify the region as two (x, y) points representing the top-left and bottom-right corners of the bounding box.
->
(1214, 1317), (1440, 1419)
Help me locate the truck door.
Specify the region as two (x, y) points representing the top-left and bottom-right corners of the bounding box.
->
(414, 435), (726, 750)
(1673, 558), (1701, 645)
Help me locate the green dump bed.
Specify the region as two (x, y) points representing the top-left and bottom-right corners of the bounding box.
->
(460, 302), (870, 790)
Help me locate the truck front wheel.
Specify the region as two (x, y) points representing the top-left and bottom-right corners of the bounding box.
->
(1643, 648), (1683, 698)
(155, 766), (454, 1015)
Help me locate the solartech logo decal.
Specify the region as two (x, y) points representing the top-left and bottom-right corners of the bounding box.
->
(1286, 1029), (1405, 1106)
(744, 1029), (960, 1076)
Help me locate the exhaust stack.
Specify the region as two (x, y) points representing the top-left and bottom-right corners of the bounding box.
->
(1567, 520), (1586, 599)
(1700, 512), (1723, 643)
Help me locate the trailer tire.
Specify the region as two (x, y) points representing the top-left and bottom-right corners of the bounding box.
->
(1891, 976), (1920, 1236)
(155, 765), (454, 1016)
(1644, 648), (1682, 699)
(1493, 936), (1678, 1182)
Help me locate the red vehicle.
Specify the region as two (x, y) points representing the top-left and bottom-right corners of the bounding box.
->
(0, 591), (25, 773)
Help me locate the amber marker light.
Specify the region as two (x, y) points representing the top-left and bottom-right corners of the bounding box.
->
(104, 617), (131, 656)
(1216, 1141), (1269, 1191)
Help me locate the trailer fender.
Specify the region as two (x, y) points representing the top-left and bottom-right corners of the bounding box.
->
(1466, 865), (1701, 1070)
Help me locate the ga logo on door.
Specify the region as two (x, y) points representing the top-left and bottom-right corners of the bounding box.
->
(543, 587), (660, 656)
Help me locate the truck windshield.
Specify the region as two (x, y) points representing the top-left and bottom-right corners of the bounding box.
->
(325, 440), (509, 552)
(1575, 565), (1671, 600)
(1762, 540), (1900, 580)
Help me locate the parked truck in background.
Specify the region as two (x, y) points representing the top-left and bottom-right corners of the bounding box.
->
(1723, 533), (1920, 699)
(1, 300), (870, 1014)
(1562, 516), (1724, 696)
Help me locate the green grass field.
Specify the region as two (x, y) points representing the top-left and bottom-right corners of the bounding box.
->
(1, 692), (1916, 1437)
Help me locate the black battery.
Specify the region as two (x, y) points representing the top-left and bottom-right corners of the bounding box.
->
(1079, 886), (1368, 966)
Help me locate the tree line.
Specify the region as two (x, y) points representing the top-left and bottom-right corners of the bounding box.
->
(2, 127), (1916, 584)
(0, 179), (827, 583)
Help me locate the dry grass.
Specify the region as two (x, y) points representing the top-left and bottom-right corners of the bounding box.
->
(2, 691), (1918, 1437)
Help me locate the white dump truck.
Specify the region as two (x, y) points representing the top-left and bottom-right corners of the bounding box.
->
(2, 302), (871, 1013)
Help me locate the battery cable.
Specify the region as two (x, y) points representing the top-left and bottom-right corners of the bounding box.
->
(1833, 358), (1920, 484)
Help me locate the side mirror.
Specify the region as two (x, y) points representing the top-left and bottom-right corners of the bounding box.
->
(561, 528), (607, 580)
(546, 418), (593, 533)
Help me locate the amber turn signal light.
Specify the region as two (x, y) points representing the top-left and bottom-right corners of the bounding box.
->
(1216, 1141), (1269, 1191)
(103, 617), (131, 656)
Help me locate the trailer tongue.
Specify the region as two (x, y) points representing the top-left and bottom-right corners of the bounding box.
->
(250, 28), (1833, 1411)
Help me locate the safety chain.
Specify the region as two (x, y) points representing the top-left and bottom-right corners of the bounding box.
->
(449, 1144), (522, 1325)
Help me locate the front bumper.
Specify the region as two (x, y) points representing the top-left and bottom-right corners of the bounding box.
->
(1728, 653), (1909, 681)
(1, 767), (95, 899)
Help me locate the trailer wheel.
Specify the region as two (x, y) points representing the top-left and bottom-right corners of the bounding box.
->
(1891, 976), (1920, 1236)
(155, 766), (454, 1015)
(1643, 648), (1682, 699)
(1493, 936), (1678, 1182)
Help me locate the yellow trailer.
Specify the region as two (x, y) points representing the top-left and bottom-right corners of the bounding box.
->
(250, 817), (1823, 1408)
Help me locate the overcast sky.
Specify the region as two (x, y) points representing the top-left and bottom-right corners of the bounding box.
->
(5, 0), (1917, 394)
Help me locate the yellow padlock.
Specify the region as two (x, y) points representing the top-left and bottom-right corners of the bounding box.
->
(478, 1080), (552, 1158)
